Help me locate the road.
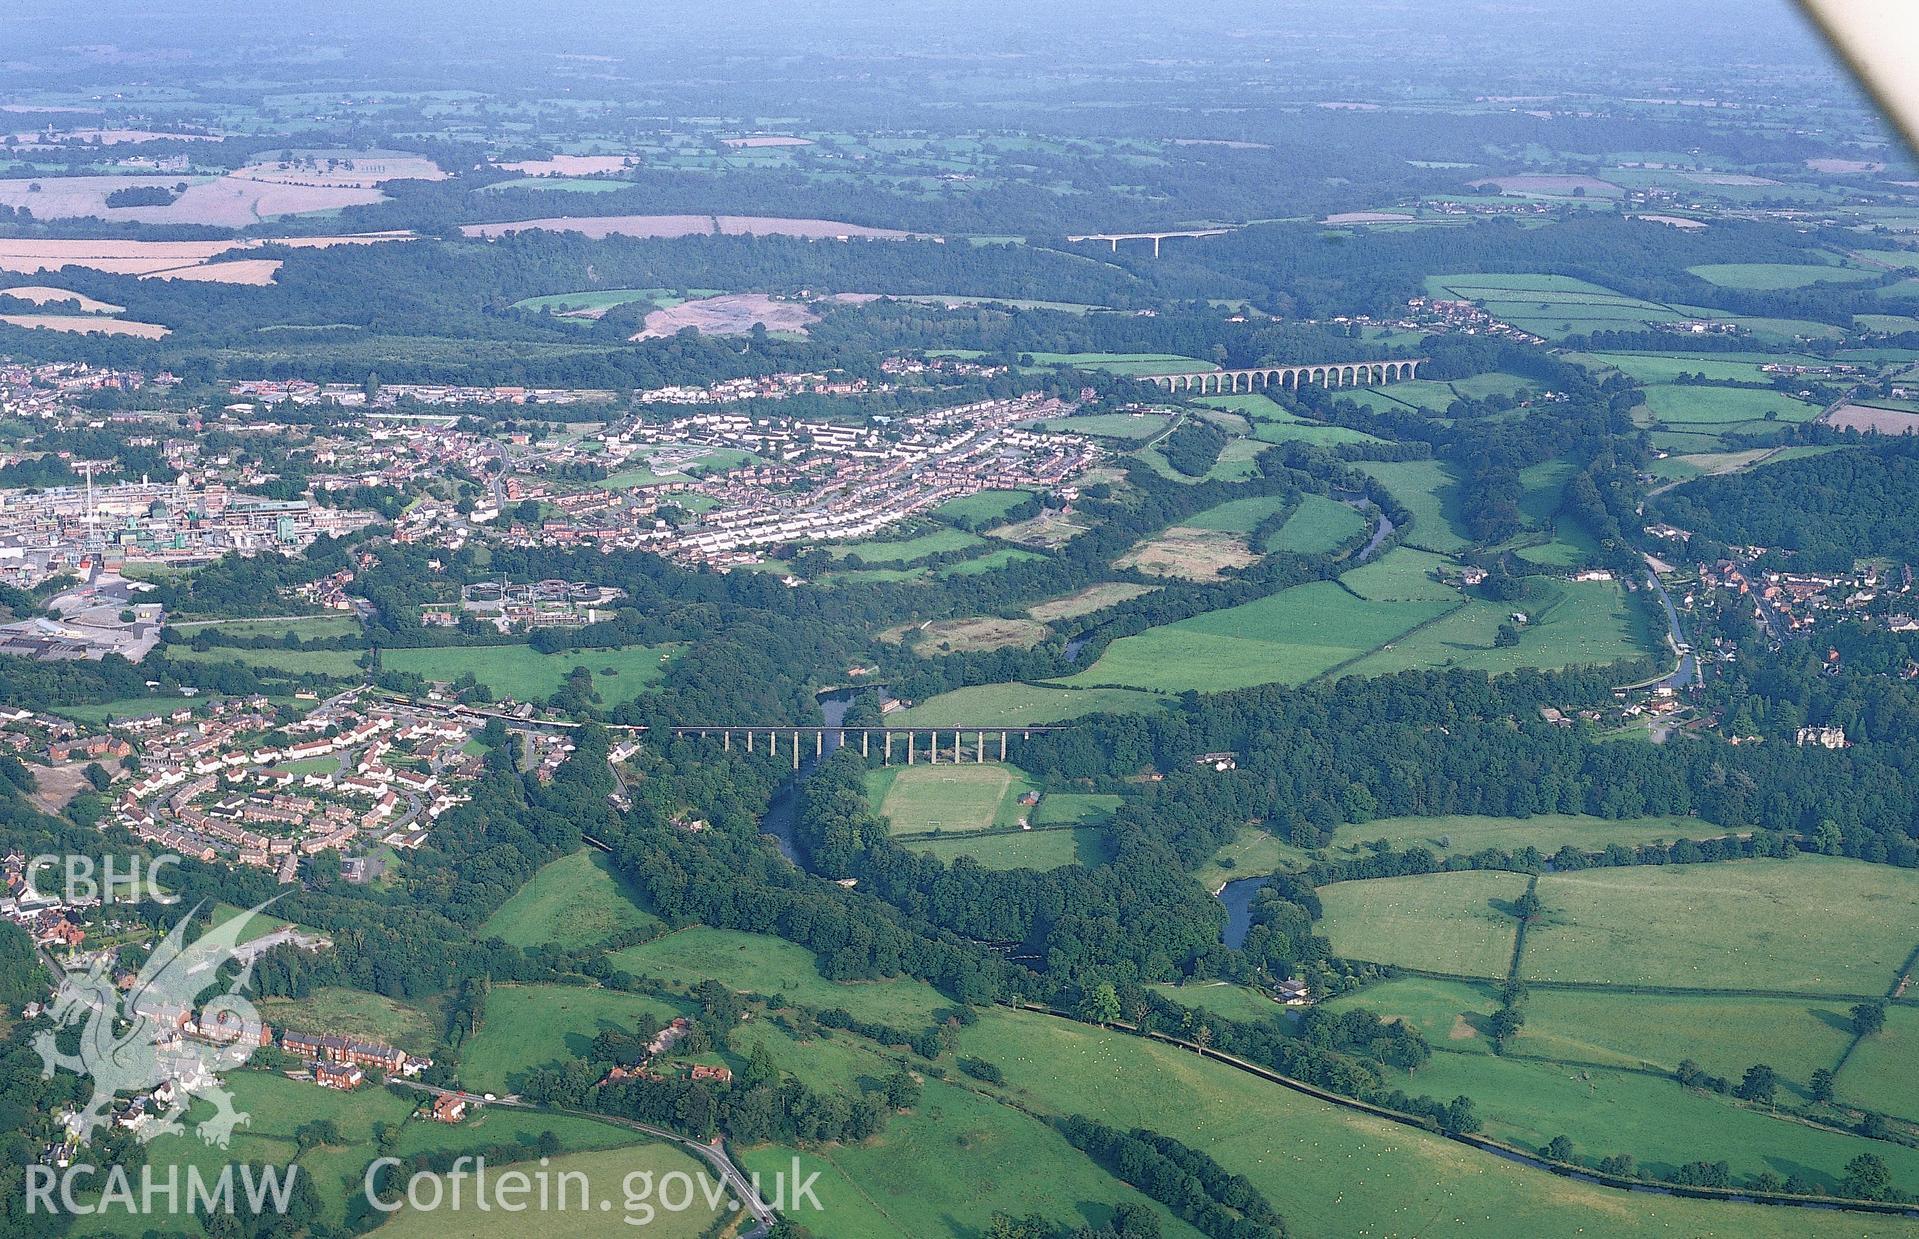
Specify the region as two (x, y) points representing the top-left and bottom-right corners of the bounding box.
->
(391, 1081), (775, 1236)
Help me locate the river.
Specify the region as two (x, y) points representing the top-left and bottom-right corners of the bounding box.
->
(758, 690), (856, 864)
(1217, 875), (1270, 948)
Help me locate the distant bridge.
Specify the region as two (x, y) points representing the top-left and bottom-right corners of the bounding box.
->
(420, 697), (1065, 769)
(1142, 357), (1424, 394)
(1065, 228), (1234, 256)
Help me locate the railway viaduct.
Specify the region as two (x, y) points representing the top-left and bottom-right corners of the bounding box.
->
(1142, 357), (1425, 394)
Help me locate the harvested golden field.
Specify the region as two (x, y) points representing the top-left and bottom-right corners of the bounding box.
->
(232, 150), (446, 189)
(1113, 526), (1259, 580)
(498, 155), (635, 175)
(632, 293), (819, 339)
(0, 286), (123, 313)
(1026, 582), (1157, 622)
(0, 232), (409, 278)
(0, 174), (385, 226)
(0, 313), (168, 338)
(1827, 403), (1919, 435)
(139, 258), (283, 285)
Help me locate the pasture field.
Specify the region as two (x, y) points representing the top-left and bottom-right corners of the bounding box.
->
(1521, 858), (1919, 995)
(372, 1144), (732, 1239)
(1327, 812), (1730, 860)
(1512, 990), (1856, 1087)
(938, 546), (1047, 576)
(1037, 411), (1173, 440)
(383, 643), (677, 704)
(459, 984), (689, 1093)
(509, 286), (706, 314)
(952, 1009), (1876, 1239)
(1263, 493), (1368, 553)
(261, 986), (443, 1054)
(166, 643), (366, 677)
(1199, 394), (1386, 447)
(829, 525), (982, 563)
(1320, 976), (1501, 1054)
(742, 1078), (1203, 1239)
(1340, 581), (1651, 678)
(1054, 580), (1451, 694)
(1687, 262), (1875, 290)
(1406, 1050), (1919, 1194)
(1318, 870), (1529, 977)
(1024, 350), (1212, 374)
(170, 614), (361, 641)
(911, 825), (1113, 870)
(1582, 350), (1822, 384)
(1423, 272), (1686, 338)
(1640, 384), (1822, 426)
(889, 682), (1168, 726)
(933, 488), (1033, 525)
(1191, 824), (1315, 890)
(1025, 581), (1156, 621)
(89, 1073), (643, 1235)
(1834, 1004), (1919, 1123)
(866, 763), (1038, 834)
(1151, 979), (1287, 1024)
(478, 848), (658, 949)
(1112, 524), (1258, 580)
(609, 926), (949, 1025)
(1178, 492), (1294, 534)
(1340, 545), (1460, 601)
(1356, 458), (1470, 551)
(889, 615), (1050, 654)
(1032, 792), (1123, 825)
(1134, 434), (1265, 484)
(52, 694), (235, 725)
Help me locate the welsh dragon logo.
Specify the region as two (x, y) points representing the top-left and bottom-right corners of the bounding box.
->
(34, 898), (278, 1147)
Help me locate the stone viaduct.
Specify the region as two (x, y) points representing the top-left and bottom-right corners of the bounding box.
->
(1142, 357), (1424, 394)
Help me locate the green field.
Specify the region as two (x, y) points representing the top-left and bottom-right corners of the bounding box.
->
(912, 825), (1113, 870)
(1036, 411), (1174, 440)
(1512, 989), (1856, 1088)
(1339, 580), (1653, 678)
(1640, 384), (1822, 426)
(1357, 458), (1470, 551)
(866, 762), (1038, 834)
(949, 1008), (1883, 1238)
(1406, 1048), (1919, 1194)
(609, 926), (949, 1025)
(1263, 493), (1369, 553)
(169, 614), (361, 640)
(1581, 350), (1821, 384)
(827, 526), (985, 562)
(1320, 976), (1502, 1054)
(1339, 545), (1460, 601)
(479, 848), (658, 949)
(1178, 492), (1294, 534)
(932, 488), (1033, 524)
(383, 643), (677, 704)
(1054, 580), (1451, 694)
(1522, 858), (1919, 995)
(1023, 350), (1212, 374)
(890, 682), (1169, 726)
(936, 546), (1047, 576)
(373, 1143), (733, 1237)
(1688, 262), (1875, 290)
(167, 642), (367, 677)
(1151, 979), (1288, 1024)
(1199, 394), (1386, 448)
(460, 983), (688, 1093)
(1033, 791), (1123, 825)
(1319, 870), (1529, 977)
(1835, 1003), (1919, 1123)
(1328, 812), (1734, 860)
(742, 1076), (1203, 1239)
(258, 987), (441, 1055)
(76, 1071), (642, 1235)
